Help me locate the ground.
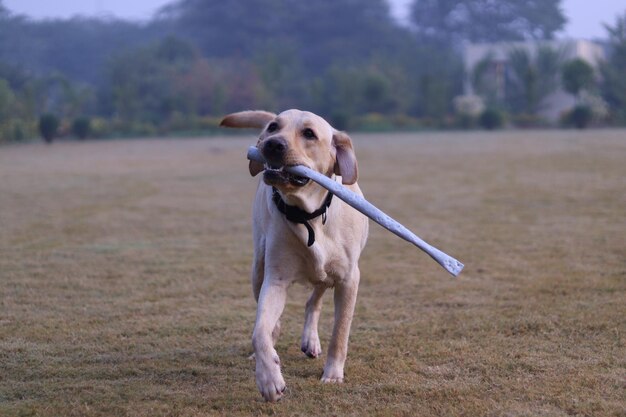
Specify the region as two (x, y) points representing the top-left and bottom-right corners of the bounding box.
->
(0, 130), (624, 417)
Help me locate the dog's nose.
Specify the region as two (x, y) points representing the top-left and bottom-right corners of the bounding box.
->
(263, 137), (287, 160)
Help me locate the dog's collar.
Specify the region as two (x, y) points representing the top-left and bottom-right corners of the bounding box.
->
(272, 187), (334, 247)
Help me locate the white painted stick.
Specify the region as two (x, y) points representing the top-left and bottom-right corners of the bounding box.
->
(247, 146), (464, 277)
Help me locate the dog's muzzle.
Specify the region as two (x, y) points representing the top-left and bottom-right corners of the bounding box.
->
(263, 165), (310, 187)
(261, 138), (310, 187)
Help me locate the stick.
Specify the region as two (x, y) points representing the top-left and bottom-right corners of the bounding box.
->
(247, 146), (464, 277)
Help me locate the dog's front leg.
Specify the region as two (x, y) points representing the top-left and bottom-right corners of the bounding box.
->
(322, 268), (360, 383)
(252, 278), (288, 401)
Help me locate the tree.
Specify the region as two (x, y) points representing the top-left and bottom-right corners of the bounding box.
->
(0, 65), (40, 142)
(410, 0), (567, 46)
(0, 78), (14, 123)
(72, 116), (91, 139)
(103, 36), (198, 123)
(160, 0), (400, 72)
(418, 74), (452, 120)
(600, 13), (626, 123)
(567, 105), (592, 129)
(562, 59), (594, 99)
(39, 113), (59, 143)
(505, 46), (564, 115)
(103, 35), (272, 126)
(0, 11), (159, 86)
(479, 108), (504, 130)
(471, 53), (496, 103)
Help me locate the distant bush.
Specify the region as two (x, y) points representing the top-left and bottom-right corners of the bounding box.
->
(11, 119), (33, 141)
(72, 116), (91, 139)
(89, 117), (110, 138)
(511, 113), (550, 128)
(566, 105), (593, 129)
(330, 111), (350, 131)
(453, 95), (485, 118)
(354, 113), (394, 131)
(389, 114), (421, 130)
(562, 59), (594, 98)
(454, 113), (476, 129)
(348, 113), (423, 132)
(479, 108), (504, 130)
(195, 116), (223, 130)
(0, 119), (37, 143)
(579, 91), (609, 123)
(39, 113), (59, 143)
(126, 122), (157, 136)
(414, 117), (438, 129)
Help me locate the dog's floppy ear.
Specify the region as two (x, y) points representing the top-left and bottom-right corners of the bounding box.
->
(220, 110), (276, 129)
(220, 111), (275, 177)
(249, 158), (264, 177)
(333, 130), (358, 185)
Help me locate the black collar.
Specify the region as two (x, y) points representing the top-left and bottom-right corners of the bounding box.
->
(272, 187), (334, 247)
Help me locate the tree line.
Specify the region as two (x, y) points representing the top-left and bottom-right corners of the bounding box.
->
(0, 0), (625, 142)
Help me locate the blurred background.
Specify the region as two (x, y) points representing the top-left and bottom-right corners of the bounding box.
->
(1, 3), (625, 414)
(0, 0), (624, 142)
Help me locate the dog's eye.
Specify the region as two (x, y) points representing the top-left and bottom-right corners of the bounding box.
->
(267, 122), (279, 133)
(302, 128), (316, 140)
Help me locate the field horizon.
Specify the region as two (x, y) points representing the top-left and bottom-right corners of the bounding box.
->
(1, 129), (624, 416)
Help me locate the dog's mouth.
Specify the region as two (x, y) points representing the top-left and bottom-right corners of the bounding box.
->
(263, 163), (310, 187)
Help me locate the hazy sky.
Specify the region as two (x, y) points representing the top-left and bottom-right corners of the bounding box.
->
(4, 0), (625, 40)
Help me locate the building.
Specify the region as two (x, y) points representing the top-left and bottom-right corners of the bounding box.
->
(463, 39), (606, 121)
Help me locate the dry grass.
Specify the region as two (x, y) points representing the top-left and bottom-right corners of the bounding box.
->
(0, 130), (624, 417)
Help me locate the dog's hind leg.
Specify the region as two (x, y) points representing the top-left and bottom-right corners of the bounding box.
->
(301, 285), (326, 358)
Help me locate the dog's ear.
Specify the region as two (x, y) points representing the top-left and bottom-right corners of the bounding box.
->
(249, 160), (264, 177)
(220, 111), (275, 177)
(333, 131), (358, 185)
(220, 110), (276, 129)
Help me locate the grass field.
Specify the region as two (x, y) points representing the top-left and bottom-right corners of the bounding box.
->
(1, 129), (625, 416)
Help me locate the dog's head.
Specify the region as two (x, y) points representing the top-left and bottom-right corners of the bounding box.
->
(221, 109), (358, 193)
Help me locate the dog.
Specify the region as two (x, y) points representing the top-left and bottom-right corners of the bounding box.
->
(220, 109), (369, 402)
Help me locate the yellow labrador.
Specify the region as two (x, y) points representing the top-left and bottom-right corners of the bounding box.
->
(221, 109), (368, 401)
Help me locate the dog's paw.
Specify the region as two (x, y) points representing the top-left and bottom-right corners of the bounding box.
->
(300, 334), (322, 358)
(322, 362), (343, 384)
(321, 375), (343, 383)
(321, 365), (344, 383)
(256, 353), (286, 402)
(257, 370), (286, 402)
